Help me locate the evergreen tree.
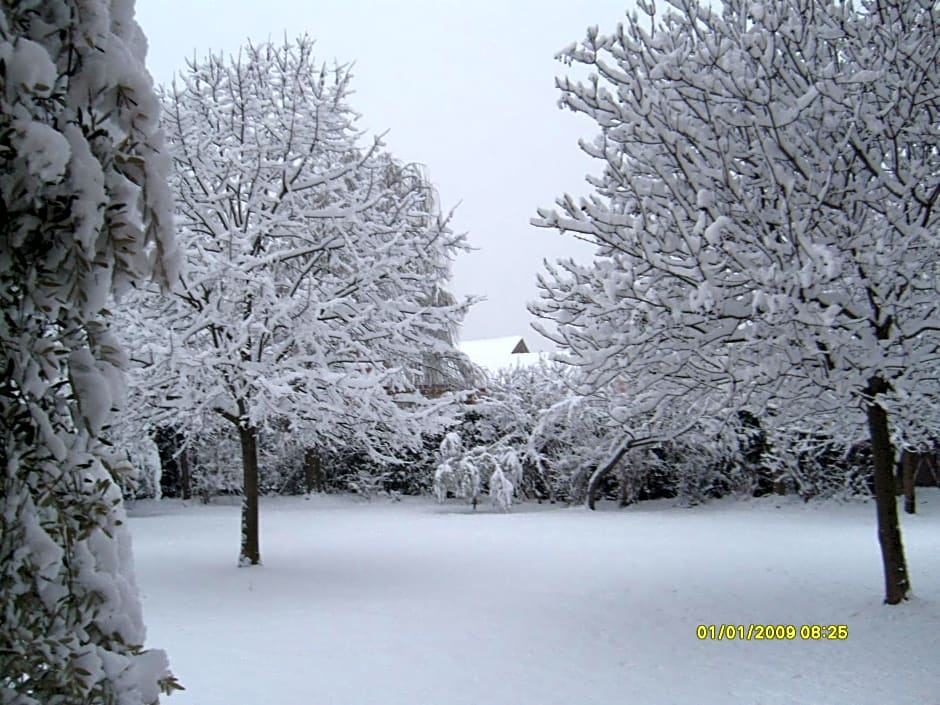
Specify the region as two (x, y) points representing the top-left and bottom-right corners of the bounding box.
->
(0, 0), (180, 700)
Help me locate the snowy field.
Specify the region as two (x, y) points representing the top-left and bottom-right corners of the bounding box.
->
(129, 492), (940, 705)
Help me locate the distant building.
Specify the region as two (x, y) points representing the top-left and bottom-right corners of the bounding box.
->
(458, 335), (546, 375)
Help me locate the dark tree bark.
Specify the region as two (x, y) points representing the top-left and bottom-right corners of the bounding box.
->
(866, 376), (910, 604)
(587, 436), (663, 509)
(238, 423), (261, 566)
(303, 447), (322, 494)
(154, 426), (184, 498)
(587, 446), (629, 510)
(180, 443), (192, 501)
(587, 438), (638, 510)
(619, 475), (633, 507)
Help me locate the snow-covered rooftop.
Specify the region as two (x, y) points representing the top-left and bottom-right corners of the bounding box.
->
(458, 336), (547, 373)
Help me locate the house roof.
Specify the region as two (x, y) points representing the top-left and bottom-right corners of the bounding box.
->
(458, 336), (546, 373)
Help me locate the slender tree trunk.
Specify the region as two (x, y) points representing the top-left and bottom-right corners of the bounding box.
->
(180, 444), (192, 501)
(238, 423), (261, 566)
(618, 469), (636, 507)
(155, 426), (183, 498)
(304, 447), (322, 495)
(865, 376), (909, 604)
(587, 439), (632, 510)
(900, 450), (916, 515)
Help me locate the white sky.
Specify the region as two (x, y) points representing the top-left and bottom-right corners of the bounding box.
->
(136, 0), (636, 348)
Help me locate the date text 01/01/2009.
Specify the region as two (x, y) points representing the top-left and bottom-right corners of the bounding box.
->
(696, 624), (849, 641)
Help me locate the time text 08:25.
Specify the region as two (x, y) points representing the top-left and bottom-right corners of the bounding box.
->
(696, 624), (848, 641)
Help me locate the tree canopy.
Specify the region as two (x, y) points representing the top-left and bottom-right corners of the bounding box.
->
(533, 0), (940, 603)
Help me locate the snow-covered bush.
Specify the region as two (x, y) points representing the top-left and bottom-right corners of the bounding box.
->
(529, 391), (619, 503)
(763, 427), (876, 501)
(0, 1), (180, 700)
(434, 432), (522, 510)
(444, 357), (786, 509)
(434, 432), (469, 503)
(441, 359), (576, 505)
(488, 449), (523, 511)
(115, 433), (163, 500)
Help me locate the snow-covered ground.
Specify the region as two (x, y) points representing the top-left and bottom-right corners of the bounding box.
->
(130, 491), (940, 705)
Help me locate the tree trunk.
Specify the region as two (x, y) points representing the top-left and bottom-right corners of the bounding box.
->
(866, 376), (909, 604)
(587, 439), (632, 510)
(303, 447), (322, 495)
(154, 426), (183, 499)
(619, 469), (637, 507)
(238, 424), (261, 566)
(900, 450), (916, 515)
(180, 444), (192, 501)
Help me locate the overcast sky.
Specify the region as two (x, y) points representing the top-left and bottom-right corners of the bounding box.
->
(136, 0), (636, 349)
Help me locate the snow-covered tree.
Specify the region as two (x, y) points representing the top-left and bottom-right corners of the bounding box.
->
(534, 0), (939, 603)
(469, 362), (563, 500)
(434, 361), (603, 509)
(463, 359), (610, 505)
(433, 433), (520, 511)
(488, 448), (523, 511)
(0, 1), (181, 701)
(433, 431), (468, 502)
(132, 37), (469, 565)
